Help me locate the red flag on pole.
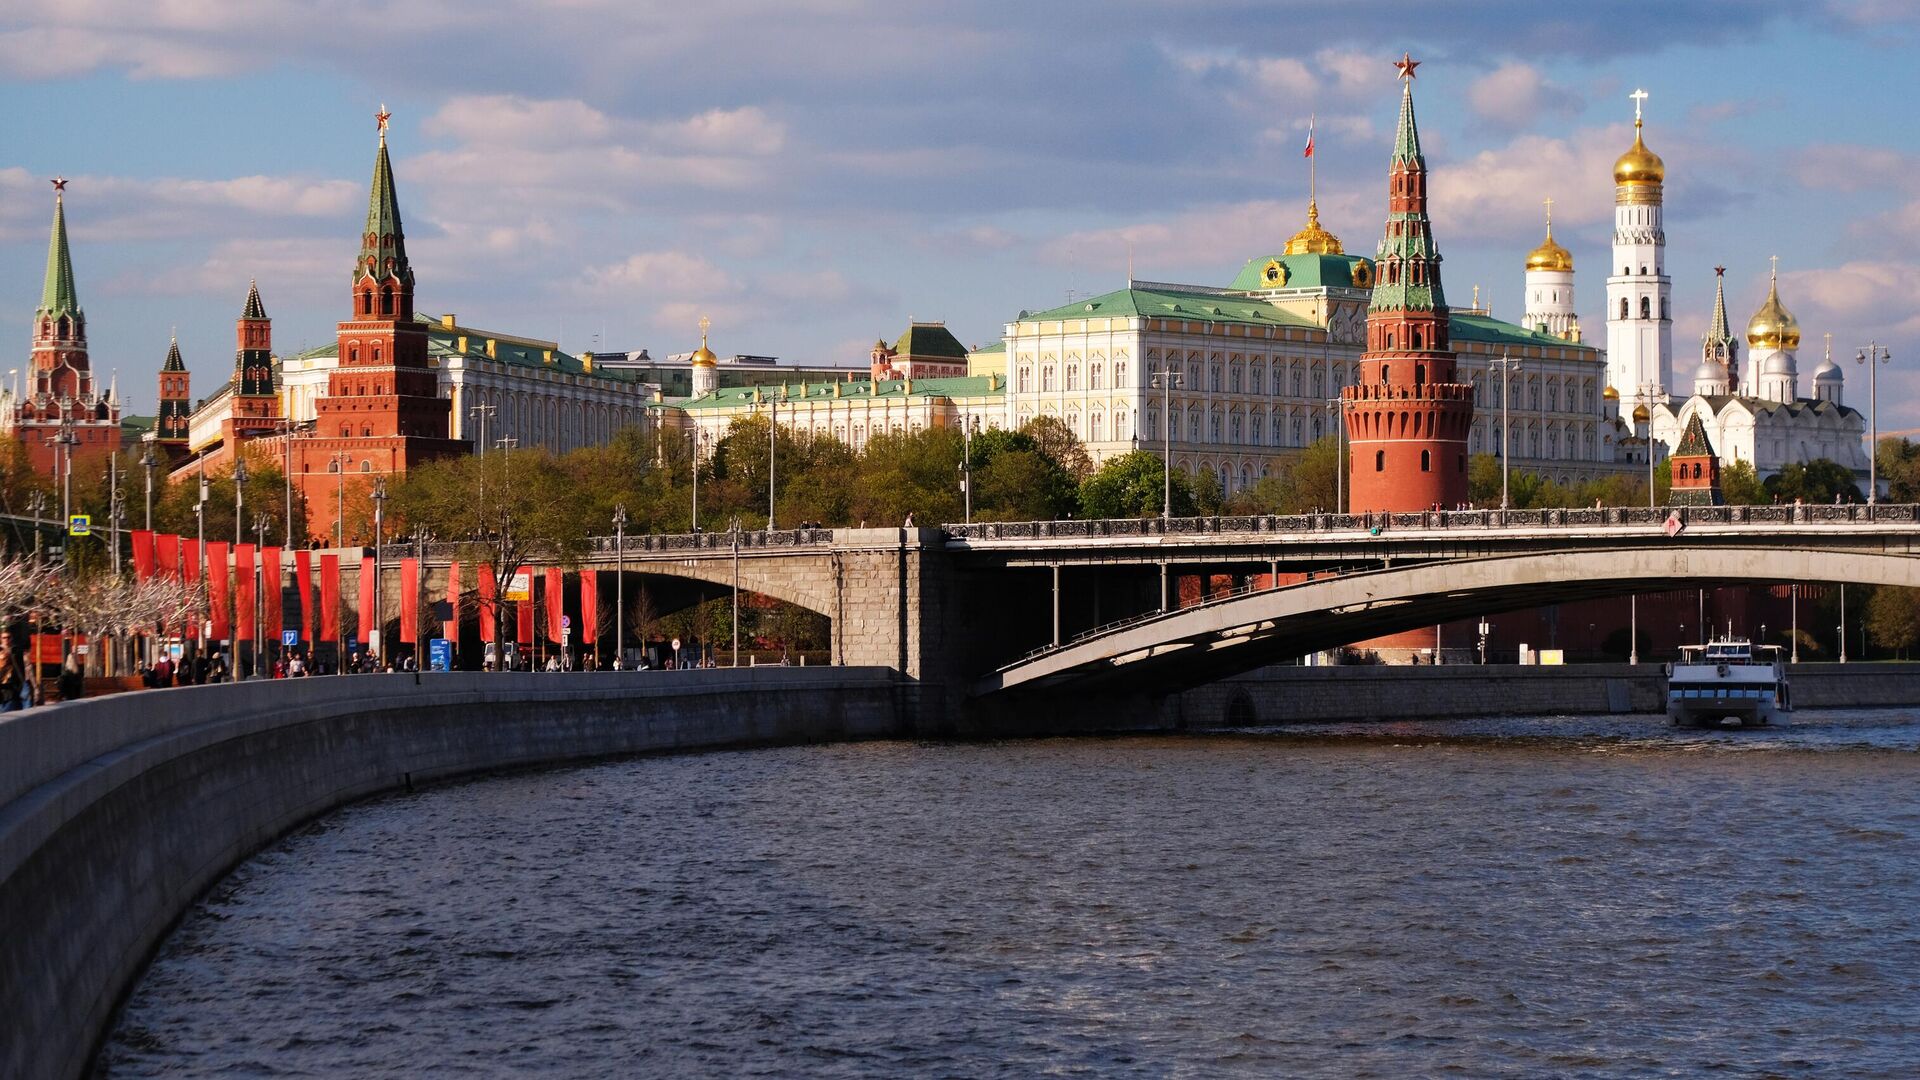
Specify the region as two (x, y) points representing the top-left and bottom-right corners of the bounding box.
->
(294, 549), (313, 644)
(445, 561), (462, 643)
(399, 558), (419, 644)
(359, 556), (377, 646)
(579, 571), (597, 645)
(207, 542), (231, 641)
(183, 539), (201, 583)
(262, 547), (282, 642)
(235, 544), (256, 642)
(546, 567), (565, 643)
(132, 530), (156, 580)
(477, 563), (496, 644)
(1303, 114), (1315, 158)
(320, 554), (340, 642)
(516, 566), (534, 645)
(156, 533), (180, 581)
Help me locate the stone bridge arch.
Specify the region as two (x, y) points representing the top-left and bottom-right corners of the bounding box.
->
(985, 544), (1920, 696)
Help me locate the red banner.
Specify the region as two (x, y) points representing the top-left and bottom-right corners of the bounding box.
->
(399, 558), (419, 644)
(131, 530), (156, 580)
(262, 547), (282, 641)
(183, 539), (200, 583)
(156, 533), (180, 581)
(294, 549), (313, 644)
(207, 542), (230, 641)
(579, 571), (597, 644)
(546, 567), (565, 643)
(359, 555), (376, 645)
(235, 544), (256, 642)
(516, 568), (533, 645)
(477, 563), (496, 643)
(320, 554), (340, 642)
(445, 561), (462, 643)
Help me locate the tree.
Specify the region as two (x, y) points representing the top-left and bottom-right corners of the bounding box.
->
(851, 427), (963, 526)
(973, 449), (1078, 521)
(1878, 437), (1920, 503)
(1865, 586), (1920, 658)
(1718, 459), (1766, 506)
(1080, 451), (1195, 519)
(1765, 459), (1863, 504)
(1020, 416), (1093, 482)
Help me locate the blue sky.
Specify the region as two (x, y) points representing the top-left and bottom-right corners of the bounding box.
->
(2, 1), (1917, 430)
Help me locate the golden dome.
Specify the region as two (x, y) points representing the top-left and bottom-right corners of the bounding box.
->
(691, 315), (718, 367)
(1745, 271), (1800, 351)
(1525, 224), (1573, 273)
(1631, 402), (1650, 423)
(1602, 384), (1620, 401)
(1283, 200), (1344, 256)
(1613, 119), (1665, 187)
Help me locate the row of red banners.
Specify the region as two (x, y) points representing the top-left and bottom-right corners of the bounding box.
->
(127, 530), (601, 646)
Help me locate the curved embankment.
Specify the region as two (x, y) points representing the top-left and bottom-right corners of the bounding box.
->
(0, 669), (907, 1080)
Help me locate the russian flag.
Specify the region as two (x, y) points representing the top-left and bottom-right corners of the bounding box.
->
(1303, 115), (1315, 159)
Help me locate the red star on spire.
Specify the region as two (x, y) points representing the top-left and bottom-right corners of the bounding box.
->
(376, 105), (391, 136)
(50, 176), (67, 193)
(1394, 52), (1420, 82)
(1714, 265), (1726, 277)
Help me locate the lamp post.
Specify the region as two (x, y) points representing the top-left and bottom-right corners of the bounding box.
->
(960, 414), (979, 524)
(254, 511), (273, 676)
(1856, 342), (1890, 506)
(109, 486), (125, 577)
(1791, 584), (1799, 664)
(232, 457), (247, 547)
(140, 447), (157, 531)
(1636, 382), (1665, 509)
(613, 503), (628, 668)
(1322, 396), (1346, 514)
(470, 401), (495, 460)
(1490, 355), (1523, 510)
(766, 388), (785, 530)
(1150, 369), (1182, 521)
(1630, 594), (1639, 666)
(331, 451), (349, 547)
(689, 429), (707, 532)
(371, 477), (388, 665)
(48, 408), (77, 562)
(1839, 583), (1848, 663)
(26, 490), (47, 562)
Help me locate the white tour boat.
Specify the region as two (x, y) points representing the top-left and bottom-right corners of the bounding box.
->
(1666, 637), (1790, 728)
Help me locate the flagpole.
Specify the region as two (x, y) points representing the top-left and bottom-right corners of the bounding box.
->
(1308, 114), (1316, 205)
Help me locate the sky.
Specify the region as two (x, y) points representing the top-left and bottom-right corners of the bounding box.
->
(2, 1), (1918, 430)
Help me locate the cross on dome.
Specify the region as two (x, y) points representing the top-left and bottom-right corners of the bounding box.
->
(1543, 196), (1553, 227)
(1769, 253), (1779, 279)
(1630, 89), (1648, 121)
(699, 314), (710, 344)
(1394, 52), (1420, 82)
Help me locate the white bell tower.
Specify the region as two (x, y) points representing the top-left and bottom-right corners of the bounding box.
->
(1605, 89), (1672, 419)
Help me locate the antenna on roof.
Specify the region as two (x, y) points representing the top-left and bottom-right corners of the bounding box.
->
(1127, 239), (1135, 287)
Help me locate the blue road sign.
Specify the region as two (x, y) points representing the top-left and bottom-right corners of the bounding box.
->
(281, 630), (299, 647)
(67, 514), (90, 536)
(429, 638), (453, 673)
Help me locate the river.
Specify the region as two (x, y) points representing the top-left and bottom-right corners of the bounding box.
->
(100, 710), (1920, 1077)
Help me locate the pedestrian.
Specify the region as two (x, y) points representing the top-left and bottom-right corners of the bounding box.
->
(57, 655), (84, 702)
(0, 645), (23, 712)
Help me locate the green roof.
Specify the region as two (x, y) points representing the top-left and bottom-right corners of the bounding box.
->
(120, 415), (155, 436)
(1448, 311), (1598, 352)
(892, 323), (968, 360)
(40, 192), (79, 319)
(358, 134), (411, 285)
(1020, 286), (1318, 329)
(1229, 252), (1372, 292)
(1674, 412), (1715, 457)
(678, 374), (1002, 411)
(969, 341), (1005, 354)
(291, 315), (642, 384)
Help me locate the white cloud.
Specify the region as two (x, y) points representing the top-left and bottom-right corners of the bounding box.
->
(583, 251), (737, 299)
(1428, 126), (1624, 240)
(1466, 63), (1582, 130)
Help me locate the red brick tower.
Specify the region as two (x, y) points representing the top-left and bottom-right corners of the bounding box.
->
(15, 178), (120, 474)
(295, 108), (464, 544)
(1668, 412), (1723, 507)
(222, 279), (280, 449)
(154, 335), (192, 460)
(1344, 55), (1472, 513)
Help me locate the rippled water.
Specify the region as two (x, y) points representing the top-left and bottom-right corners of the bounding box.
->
(103, 711), (1920, 1078)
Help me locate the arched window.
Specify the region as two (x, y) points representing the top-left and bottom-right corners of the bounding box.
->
(339, 424), (350, 437)
(328, 459), (340, 473)
(1640, 297), (1652, 320)
(1090, 365), (1104, 390)
(1065, 365), (1079, 391)
(1375, 450), (1386, 472)
(1042, 366), (1056, 392)
(1619, 298), (1629, 320)
(1421, 449), (1431, 472)
(1114, 362), (1127, 386)
(361, 460), (373, 472)
(1017, 366), (1031, 393)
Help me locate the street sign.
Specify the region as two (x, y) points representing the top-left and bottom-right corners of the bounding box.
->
(67, 514), (90, 536)
(561, 615), (571, 629)
(505, 571), (532, 601)
(281, 630), (300, 647)
(74, 644), (90, 656)
(429, 638), (453, 672)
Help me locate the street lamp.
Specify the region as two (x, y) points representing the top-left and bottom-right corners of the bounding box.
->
(1857, 342), (1890, 506)
(960, 414), (980, 524)
(1791, 584), (1800, 664)
(109, 486), (126, 576)
(613, 503), (628, 667)
(371, 477), (388, 664)
(140, 446), (157, 531)
(1490, 355), (1523, 510)
(1635, 382), (1667, 509)
(254, 511), (273, 676)
(1839, 583), (1848, 663)
(1150, 369), (1183, 521)
(765, 387), (786, 530)
(689, 429), (708, 533)
(26, 490), (48, 562)
(331, 451), (350, 546)
(47, 406), (77, 561)
(1322, 396), (1347, 514)
(232, 457), (248, 547)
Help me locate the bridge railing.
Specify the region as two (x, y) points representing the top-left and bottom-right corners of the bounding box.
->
(946, 502), (1919, 542)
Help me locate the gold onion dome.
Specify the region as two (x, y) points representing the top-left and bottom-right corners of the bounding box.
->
(1632, 402), (1650, 423)
(690, 316), (718, 366)
(1525, 224), (1573, 272)
(1602, 384), (1620, 401)
(1746, 273), (1801, 350)
(1613, 119), (1665, 186)
(1283, 200), (1344, 256)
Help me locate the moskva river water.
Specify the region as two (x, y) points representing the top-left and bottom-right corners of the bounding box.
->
(101, 711), (1920, 1078)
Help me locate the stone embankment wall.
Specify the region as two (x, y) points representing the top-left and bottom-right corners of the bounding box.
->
(0, 669), (905, 1080)
(1179, 662), (1920, 727)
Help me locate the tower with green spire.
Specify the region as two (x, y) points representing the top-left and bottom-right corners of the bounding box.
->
(1694, 265), (1738, 395)
(156, 335), (192, 447)
(1342, 54), (1472, 514)
(17, 178), (120, 475)
(297, 107), (462, 545)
